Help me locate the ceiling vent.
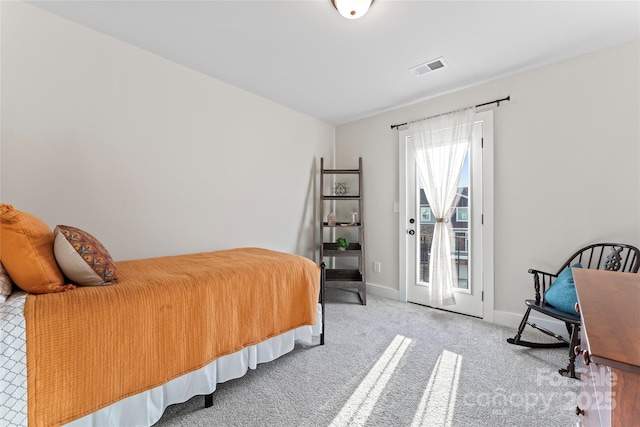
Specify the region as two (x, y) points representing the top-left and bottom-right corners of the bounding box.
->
(410, 57), (447, 77)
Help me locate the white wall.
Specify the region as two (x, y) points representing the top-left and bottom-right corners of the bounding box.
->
(336, 39), (640, 324)
(1, 2), (333, 261)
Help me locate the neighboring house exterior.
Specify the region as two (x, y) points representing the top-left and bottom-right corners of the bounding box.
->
(419, 187), (469, 287)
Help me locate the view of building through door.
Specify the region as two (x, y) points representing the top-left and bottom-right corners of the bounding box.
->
(400, 112), (493, 319)
(418, 154), (470, 291)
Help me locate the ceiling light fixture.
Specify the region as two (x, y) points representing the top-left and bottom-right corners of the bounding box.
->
(331, 0), (374, 20)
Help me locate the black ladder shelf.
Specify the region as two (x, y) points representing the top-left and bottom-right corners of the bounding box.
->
(320, 157), (366, 305)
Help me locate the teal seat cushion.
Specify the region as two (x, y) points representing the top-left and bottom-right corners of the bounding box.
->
(543, 263), (582, 314)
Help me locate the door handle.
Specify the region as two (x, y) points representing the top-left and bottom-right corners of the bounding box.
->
(408, 230), (415, 235)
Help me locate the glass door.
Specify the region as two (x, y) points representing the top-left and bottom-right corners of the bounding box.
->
(399, 113), (493, 318)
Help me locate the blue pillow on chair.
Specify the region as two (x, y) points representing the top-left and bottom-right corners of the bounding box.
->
(543, 263), (582, 314)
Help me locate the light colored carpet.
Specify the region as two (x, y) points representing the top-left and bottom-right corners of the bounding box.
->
(154, 289), (578, 426)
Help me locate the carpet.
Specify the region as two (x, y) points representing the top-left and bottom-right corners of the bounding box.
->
(153, 289), (578, 426)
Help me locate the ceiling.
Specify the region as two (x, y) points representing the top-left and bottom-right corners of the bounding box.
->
(29, 1), (640, 125)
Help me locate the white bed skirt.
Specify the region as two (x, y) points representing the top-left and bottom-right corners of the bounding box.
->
(66, 304), (322, 427)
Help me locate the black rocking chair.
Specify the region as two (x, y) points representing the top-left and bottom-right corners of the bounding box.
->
(507, 243), (640, 378)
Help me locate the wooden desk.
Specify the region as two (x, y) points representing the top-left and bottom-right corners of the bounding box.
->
(573, 268), (640, 427)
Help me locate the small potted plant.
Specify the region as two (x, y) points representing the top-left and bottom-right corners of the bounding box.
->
(336, 237), (349, 251)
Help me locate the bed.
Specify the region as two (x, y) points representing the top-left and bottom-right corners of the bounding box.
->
(0, 206), (324, 427)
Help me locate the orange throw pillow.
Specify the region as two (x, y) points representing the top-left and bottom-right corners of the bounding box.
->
(0, 204), (74, 294)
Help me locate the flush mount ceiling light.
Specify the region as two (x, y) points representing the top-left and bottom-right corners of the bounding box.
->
(332, 0), (374, 20)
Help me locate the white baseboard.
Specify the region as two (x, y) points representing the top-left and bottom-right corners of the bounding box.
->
(366, 283), (400, 301)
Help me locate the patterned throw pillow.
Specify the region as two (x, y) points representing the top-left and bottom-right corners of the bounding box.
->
(0, 262), (13, 302)
(53, 225), (118, 286)
(0, 204), (71, 294)
(543, 263), (582, 315)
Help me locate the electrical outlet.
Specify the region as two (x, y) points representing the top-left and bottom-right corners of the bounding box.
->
(374, 261), (381, 273)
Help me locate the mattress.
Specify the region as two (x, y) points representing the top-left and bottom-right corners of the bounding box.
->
(1, 248), (322, 426)
(0, 290), (322, 427)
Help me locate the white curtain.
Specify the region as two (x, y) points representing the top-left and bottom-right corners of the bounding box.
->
(409, 108), (476, 306)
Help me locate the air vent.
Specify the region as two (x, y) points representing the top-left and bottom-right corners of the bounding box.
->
(409, 57), (448, 76)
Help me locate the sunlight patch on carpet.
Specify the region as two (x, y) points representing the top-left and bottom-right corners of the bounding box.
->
(411, 349), (462, 427)
(329, 335), (412, 427)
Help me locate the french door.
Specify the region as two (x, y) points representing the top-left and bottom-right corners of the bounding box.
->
(399, 111), (493, 319)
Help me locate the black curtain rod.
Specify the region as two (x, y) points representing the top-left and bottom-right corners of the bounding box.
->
(390, 95), (510, 130)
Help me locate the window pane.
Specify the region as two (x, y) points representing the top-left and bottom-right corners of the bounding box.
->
(418, 149), (470, 290)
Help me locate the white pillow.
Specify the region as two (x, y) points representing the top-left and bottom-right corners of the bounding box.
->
(0, 261), (13, 302)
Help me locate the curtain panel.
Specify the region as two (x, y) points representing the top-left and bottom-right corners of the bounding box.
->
(409, 108), (476, 306)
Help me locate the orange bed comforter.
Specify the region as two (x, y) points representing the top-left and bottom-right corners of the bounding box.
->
(25, 248), (320, 427)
